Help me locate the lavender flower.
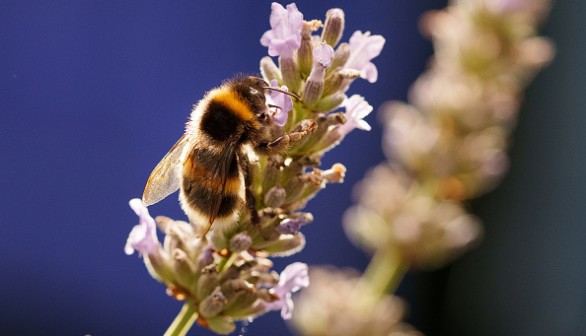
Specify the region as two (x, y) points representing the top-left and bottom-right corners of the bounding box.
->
(263, 262), (309, 319)
(336, 94), (373, 137)
(313, 42), (335, 68)
(345, 31), (386, 83)
(303, 43), (335, 105)
(125, 198), (159, 256)
(266, 79), (293, 126)
(276, 214), (313, 235)
(127, 3), (386, 334)
(260, 2), (303, 58)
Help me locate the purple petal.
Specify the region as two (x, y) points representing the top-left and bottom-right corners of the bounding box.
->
(262, 262), (309, 320)
(313, 43), (335, 68)
(276, 262), (310, 295)
(336, 95), (373, 136)
(125, 198), (159, 256)
(345, 31), (385, 83)
(267, 79), (293, 126)
(276, 217), (311, 235)
(260, 2), (303, 58)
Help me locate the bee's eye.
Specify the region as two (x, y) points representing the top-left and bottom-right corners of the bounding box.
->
(250, 88), (260, 96)
(257, 79), (268, 87)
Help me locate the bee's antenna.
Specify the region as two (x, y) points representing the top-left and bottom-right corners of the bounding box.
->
(263, 86), (301, 101)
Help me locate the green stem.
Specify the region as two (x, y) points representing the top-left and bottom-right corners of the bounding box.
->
(352, 247), (407, 310)
(164, 303), (198, 336)
(218, 252), (238, 273)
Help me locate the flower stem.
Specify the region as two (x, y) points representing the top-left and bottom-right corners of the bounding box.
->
(352, 247), (407, 310)
(164, 302), (198, 336)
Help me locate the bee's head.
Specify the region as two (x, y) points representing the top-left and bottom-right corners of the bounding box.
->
(230, 76), (272, 125)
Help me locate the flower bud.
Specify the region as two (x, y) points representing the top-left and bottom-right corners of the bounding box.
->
(199, 286), (227, 318)
(322, 163), (346, 183)
(264, 233), (306, 256)
(204, 315), (236, 335)
(264, 186), (287, 208)
(229, 232), (253, 252)
(260, 56), (282, 84)
(279, 156), (304, 181)
(279, 56), (301, 94)
(219, 264), (241, 283)
(257, 287), (279, 303)
(196, 264), (219, 300)
(330, 42), (350, 70)
(298, 21), (320, 78)
(197, 247), (214, 269)
(313, 92), (345, 112)
(262, 156), (283, 194)
(302, 79), (324, 106)
(303, 43), (334, 105)
(299, 169), (324, 199)
(276, 213), (313, 235)
(172, 249), (196, 290)
(283, 176), (305, 204)
(143, 252), (174, 284)
(321, 8), (345, 47)
(221, 279), (258, 315)
(322, 70), (344, 97)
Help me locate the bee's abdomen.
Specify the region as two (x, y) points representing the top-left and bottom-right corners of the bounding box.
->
(181, 147), (244, 221)
(182, 183), (241, 217)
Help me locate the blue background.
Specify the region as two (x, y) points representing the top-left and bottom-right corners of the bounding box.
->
(1, 1), (583, 336)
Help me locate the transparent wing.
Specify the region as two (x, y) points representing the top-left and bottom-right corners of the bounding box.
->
(142, 134), (189, 206)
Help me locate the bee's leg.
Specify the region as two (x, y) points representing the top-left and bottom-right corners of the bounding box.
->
(238, 151), (260, 224)
(265, 119), (318, 152)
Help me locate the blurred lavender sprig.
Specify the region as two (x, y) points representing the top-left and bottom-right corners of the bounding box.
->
(126, 3), (385, 335)
(292, 0), (554, 335)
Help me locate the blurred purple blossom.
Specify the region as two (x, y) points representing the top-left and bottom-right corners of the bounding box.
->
(264, 262), (309, 319)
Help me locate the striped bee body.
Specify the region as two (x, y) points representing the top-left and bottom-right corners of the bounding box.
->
(142, 76), (312, 237)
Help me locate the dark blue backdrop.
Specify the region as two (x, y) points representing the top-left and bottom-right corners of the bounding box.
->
(0, 2), (444, 335)
(4, 2), (583, 336)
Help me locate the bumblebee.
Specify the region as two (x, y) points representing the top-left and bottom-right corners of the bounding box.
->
(142, 76), (313, 236)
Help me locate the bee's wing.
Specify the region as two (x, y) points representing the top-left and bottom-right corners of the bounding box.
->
(142, 134), (189, 206)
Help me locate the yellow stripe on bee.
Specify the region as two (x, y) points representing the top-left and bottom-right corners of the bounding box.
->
(202, 175), (242, 194)
(213, 86), (254, 121)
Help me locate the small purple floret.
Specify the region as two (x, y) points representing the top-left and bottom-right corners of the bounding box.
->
(336, 94), (373, 137)
(267, 79), (293, 126)
(277, 217), (311, 235)
(125, 198), (159, 256)
(260, 3), (304, 59)
(264, 262), (309, 319)
(345, 31), (386, 83)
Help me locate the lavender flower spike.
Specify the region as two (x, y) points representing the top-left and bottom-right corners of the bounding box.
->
(260, 3), (303, 59)
(265, 262), (309, 319)
(125, 198), (159, 256)
(267, 79), (293, 126)
(345, 31), (386, 83)
(336, 94), (373, 137)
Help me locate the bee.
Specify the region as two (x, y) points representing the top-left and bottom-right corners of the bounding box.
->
(142, 76), (314, 237)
